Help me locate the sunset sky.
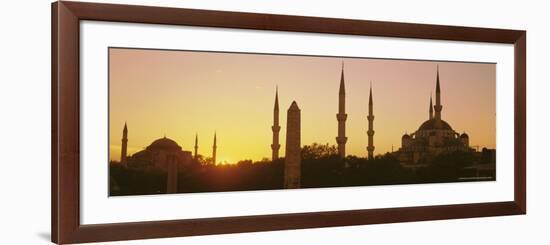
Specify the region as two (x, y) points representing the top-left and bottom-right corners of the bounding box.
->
(109, 48), (496, 163)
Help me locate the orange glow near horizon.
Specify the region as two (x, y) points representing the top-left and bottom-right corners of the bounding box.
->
(109, 48), (496, 163)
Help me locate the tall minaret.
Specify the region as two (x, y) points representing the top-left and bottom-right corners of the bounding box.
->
(367, 84), (375, 160)
(212, 132), (217, 165)
(434, 65), (443, 121)
(194, 133), (198, 159)
(429, 95), (434, 120)
(120, 122), (128, 166)
(336, 62), (348, 158)
(271, 87), (281, 161)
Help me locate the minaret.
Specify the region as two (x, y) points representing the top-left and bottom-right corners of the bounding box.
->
(284, 101), (301, 189)
(429, 95), (434, 120)
(434, 65), (443, 121)
(120, 122), (128, 166)
(336, 62), (348, 158)
(271, 87), (281, 161)
(194, 133), (198, 159)
(367, 84), (375, 160)
(212, 132), (217, 165)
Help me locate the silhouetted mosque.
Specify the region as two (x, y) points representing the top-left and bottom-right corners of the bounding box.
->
(117, 62), (489, 193)
(397, 66), (473, 166)
(329, 64), (473, 165)
(273, 63), (479, 185)
(119, 124), (219, 193)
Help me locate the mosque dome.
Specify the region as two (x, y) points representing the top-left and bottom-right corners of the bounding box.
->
(146, 137), (182, 151)
(418, 119), (453, 131)
(402, 134), (411, 139)
(460, 133), (469, 138)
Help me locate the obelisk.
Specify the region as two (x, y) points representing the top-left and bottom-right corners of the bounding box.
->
(284, 101), (301, 189)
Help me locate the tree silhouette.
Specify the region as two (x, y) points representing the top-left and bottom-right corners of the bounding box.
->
(302, 143), (338, 160)
(109, 143), (494, 196)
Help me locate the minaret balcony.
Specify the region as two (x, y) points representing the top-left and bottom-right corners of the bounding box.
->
(336, 136), (348, 144)
(272, 125), (280, 132)
(336, 113), (348, 121)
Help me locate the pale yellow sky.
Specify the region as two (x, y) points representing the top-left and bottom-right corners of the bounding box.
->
(109, 48), (496, 163)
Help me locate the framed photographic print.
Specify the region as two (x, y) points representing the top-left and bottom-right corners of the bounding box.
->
(52, 1), (526, 244)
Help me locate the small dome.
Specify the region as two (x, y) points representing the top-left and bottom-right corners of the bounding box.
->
(402, 134), (411, 139)
(146, 137), (182, 151)
(418, 119), (453, 131)
(460, 133), (469, 138)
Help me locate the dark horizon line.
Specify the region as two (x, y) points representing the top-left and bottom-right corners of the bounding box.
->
(109, 146), (497, 162)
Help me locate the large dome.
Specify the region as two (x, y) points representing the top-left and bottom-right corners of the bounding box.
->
(418, 119), (453, 131)
(146, 137), (182, 151)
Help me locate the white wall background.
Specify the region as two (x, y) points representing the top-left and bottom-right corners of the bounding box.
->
(0, 0), (547, 244)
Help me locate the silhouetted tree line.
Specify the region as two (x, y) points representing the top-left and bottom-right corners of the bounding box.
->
(110, 143), (494, 196)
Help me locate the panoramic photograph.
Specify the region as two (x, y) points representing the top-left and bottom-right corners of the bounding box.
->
(108, 47), (496, 196)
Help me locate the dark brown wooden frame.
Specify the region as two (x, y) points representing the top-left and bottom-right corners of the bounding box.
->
(52, 1), (526, 244)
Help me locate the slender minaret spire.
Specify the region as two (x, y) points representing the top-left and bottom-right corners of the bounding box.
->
(194, 133), (198, 159)
(434, 65), (443, 121)
(429, 94), (434, 120)
(336, 61), (348, 158)
(367, 83), (375, 160)
(120, 122), (128, 166)
(212, 132), (217, 165)
(271, 87), (281, 161)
